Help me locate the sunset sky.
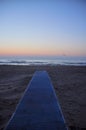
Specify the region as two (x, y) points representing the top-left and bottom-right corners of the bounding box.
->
(0, 0), (86, 56)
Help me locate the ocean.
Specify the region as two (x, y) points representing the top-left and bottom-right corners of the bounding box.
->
(0, 56), (86, 66)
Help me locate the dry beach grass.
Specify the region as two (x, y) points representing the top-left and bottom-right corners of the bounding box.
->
(0, 65), (86, 130)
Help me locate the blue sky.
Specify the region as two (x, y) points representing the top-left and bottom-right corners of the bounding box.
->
(0, 0), (86, 56)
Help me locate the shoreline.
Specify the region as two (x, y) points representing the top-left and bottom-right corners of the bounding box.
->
(0, 63), (86, 66)
(0, 65), (86, 130)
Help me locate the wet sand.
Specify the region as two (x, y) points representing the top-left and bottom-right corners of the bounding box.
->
(0, 65), (86, 130)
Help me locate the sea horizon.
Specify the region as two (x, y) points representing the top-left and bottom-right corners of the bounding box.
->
(0, 55), (86, 66)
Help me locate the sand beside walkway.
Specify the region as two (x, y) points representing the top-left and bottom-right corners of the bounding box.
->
(0, 65), (86, 130)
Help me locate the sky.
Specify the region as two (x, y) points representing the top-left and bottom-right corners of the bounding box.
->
(0, 0), (86, 56)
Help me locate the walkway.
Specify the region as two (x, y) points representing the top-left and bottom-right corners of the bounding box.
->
(5, 71), (67, 130)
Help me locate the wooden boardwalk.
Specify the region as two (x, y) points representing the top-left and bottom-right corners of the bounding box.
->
(5, 71), (67, 130)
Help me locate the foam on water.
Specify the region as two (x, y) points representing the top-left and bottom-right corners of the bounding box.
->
(0, 56), (86, 66)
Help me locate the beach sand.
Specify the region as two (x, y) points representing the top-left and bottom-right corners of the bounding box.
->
(0, 65), (86, 130)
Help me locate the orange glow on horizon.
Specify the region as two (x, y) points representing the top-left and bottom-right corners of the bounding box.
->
(0, 41), (86, 57)
(0, 47), (86, 57)
(0, 49), (61, 56)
